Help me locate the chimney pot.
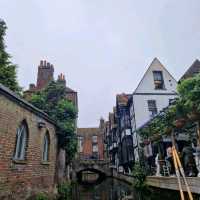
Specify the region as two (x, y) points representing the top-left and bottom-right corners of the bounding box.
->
(40, 60), (43, 66)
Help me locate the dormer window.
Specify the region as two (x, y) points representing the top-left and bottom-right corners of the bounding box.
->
(153, 71), (164, 89)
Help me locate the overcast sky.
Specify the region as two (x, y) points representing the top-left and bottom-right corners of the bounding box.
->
(0, 0), (200, 127)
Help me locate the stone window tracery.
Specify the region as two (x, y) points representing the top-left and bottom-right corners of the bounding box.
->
(14, 121), (28, 160)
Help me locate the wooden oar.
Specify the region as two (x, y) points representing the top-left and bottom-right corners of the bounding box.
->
(172, 148), (185, 200)
(173, 147), (193, 200)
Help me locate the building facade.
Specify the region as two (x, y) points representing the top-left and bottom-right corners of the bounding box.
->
(77, 123), (105, 160)
(180, 59), (200, 80)
(24, 60), (78, 109)
(0, 84), (57, 199)
(130, 58), (178, 161)
(104, 58), (178, 173)
(104, 94), (134, 173)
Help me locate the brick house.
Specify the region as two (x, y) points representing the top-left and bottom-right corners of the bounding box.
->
(0, 84), (57, 199)
(77, 122), (105, 160)
(24, 60), (78, 110)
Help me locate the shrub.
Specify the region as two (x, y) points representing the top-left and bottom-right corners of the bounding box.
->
(57, 182), (72, 200)
(35, 193), (48, 200)
(132, 162), (146, 189)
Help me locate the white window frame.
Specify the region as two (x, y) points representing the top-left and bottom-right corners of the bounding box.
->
(14, 123), (28, 160)
(92, 135), (98, 143)
(78, 136), (84, 153)
(43, 133), (50, 162)
(92, 144), (98, 152)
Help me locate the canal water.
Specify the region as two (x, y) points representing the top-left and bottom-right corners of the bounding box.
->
(72, 178), (200, 200)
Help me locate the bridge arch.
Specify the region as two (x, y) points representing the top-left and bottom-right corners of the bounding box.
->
(73, 160), (112, 184)
(76, 168), (106, 184)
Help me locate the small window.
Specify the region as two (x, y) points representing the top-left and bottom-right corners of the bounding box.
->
(14, 121), (28, 160)
(78, 136), (84, 153)
(92, 144), (98, 152)
(92, 136), (98, 143)
(148, 100), (157, 118)
(153, 71), (164, 89)
(43, 132), (50, 161)
(169, 99), (175, 105)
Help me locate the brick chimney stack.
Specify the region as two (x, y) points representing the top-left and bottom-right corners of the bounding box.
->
(99, 117), (105, 131)
(36, 60), (54, 90)
(57, 73), (66, 86)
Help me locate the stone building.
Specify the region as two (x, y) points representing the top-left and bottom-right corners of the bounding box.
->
(24, 60), (78, 109)
(77, 121), (105, 160)
(0, 83), (57, 199)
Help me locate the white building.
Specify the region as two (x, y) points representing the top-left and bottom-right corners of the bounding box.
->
(130, 58), (178, 160)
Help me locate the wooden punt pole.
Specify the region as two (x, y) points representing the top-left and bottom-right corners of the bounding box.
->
(174, 147), (193, 200)
(172, 148), (185, 200)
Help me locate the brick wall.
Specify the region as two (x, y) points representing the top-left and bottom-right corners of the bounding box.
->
(0, 94), (57, 199)
(77, 128), (104, 160)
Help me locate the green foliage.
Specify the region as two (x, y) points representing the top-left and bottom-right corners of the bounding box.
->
(138, 74), (200, 141)
(35, 193), (48, 200)
(178, 74), (200, 113)
(138, 99), (189, 141)
(132, 162), (146, 189)
(0, 19), (21, 93)
(58, 181), (72, 200)
(30, 80), (78, 162)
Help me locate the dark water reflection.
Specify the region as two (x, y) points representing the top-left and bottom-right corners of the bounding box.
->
(72, 178), (200, 200)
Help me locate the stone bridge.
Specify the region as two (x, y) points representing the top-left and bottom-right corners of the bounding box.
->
(73, 159), (112, 183)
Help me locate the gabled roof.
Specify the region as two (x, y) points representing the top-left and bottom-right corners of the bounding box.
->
(134, 58), (177, 94)
(0, 83), (56, 125)
(180, 59), (200, 81)
(65, 86), (77, 93)
(116, 93), (131, 106)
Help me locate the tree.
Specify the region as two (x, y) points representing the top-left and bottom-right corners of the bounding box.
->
(30, 80), (78, 163)
(0, 19), (21, 93)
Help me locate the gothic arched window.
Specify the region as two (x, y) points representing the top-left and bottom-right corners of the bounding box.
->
(43, 132), (50, 161)
(14, 121), (28, 160)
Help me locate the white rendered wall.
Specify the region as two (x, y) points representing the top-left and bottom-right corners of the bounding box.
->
(133, 94), (178, 129)
(135, 58), (177, 94)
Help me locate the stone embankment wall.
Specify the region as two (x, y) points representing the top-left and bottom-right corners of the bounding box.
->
(112, 169), (200, 195)
(0, 85), (57, 199)
(146, 176), (200, 194)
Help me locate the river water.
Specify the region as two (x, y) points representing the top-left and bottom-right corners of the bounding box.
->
(71, 178), (200, 200)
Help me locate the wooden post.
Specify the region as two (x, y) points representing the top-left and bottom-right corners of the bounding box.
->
(171, 130), (185, 200)
(174, 148), (193, 200)
(171, 129), (193, 200)
(172, 148), (185, 200)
